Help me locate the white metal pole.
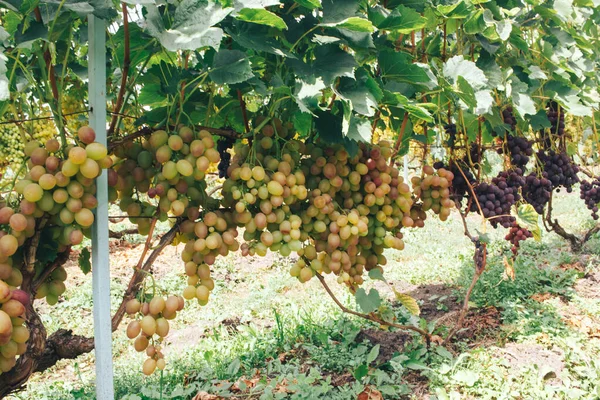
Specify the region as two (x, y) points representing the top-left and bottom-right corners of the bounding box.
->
(88, 15), (115, 399)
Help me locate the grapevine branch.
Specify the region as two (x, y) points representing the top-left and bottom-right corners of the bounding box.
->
(545, 194), (598, 251)
(314, 272), (431, 345)
(108, 3), (131, 135)
(108, 125), (241, 150)
(111, 219), (181, 330)
(390, 113), (410, 165)
(0, 110), (90, 125)
(443, 210), (486, 345)
(237, 89), (250, 133)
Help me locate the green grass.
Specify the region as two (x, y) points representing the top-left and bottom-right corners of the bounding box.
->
(9, 190), (600, 400)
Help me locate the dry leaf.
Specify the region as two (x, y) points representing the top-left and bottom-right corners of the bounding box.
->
(357, 386), (384, 400)
(192, 392), (220, 400)
(503, 256), (515, 281)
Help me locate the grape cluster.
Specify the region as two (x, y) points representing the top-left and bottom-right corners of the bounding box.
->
(474, 241), (487, 271)
(288, 140), (413, 286)
(216, 136), (235, 178)
(434, 161), (476, 205)
(0, 281), (29, 375)
(538, 150), (579, 192)
(470, 171), (522, 228)
(522, 172), (553, 214)
(444, 123), (457, 148)
(125, 295), (185, 375)
(580, 179), (600, 220)
(505, 222), (533, 255)
(62, 94), (87, 134)
(0, 125), (25, 186)
(540, 101), (566, 149)
(502, 106), (517, 131)
(110, 127), (220, 234)
(35, 266), (67, 305)
(0, 127), (109, 376)
(411, 165), (455, 221)
(179, 210), (239, 304)
(503, 135), (533, 170)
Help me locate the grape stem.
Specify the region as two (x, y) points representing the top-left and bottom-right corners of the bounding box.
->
(313, 272), (431, 345)
(111, 218), (182, 331)
(390, 113), (409, 166)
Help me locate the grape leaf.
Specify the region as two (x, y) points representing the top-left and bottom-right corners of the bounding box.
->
(236, 8), (288, 30)
(321, 17), (374, 32)
(79, 247), (92, 275)
(144, 1), (231, 51)
(378, 5), (427, 33)
(355, 288), (381, 313)
(368, 268), (387, 282)
(294, 0), (320, 9)
(322, 0), (359, 24)
(393, 290), (420, 315)
(443, 55), (488, 90)
(209, 49), (254, 85)
(346, 115), (372, 143)
(456, 76), (477, 109)
(513, 204), (542, 241)
(378, 50), (431, 84)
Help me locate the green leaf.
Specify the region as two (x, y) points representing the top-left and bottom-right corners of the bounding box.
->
(79, 247), (92, 275)
(346, 116), (372, 142)
(378, 5), (427, 33)
(393, 290), (420, 315)
(294, 0), (320, 9)
(456, 76), (477, 109)
(337, 77), (378, 116)
(293, 111), (312, 137)
(530, 110), (552, 130)
(312, 45), (357, 84)
(15, 21), (48, 49)
(0, 0), (19, 11)
(366, 344), (380, 364)
(464, 9), (485, 34)
(443, 56), (488, 90)
(314, 110), (344, 143)
(378, 50), (431, 84)
(353, 364), (369, 380)
(322, 17), (374, 32)
(368, 268), (387, 282)
(512, 93), (537, 117)
(0, 54), (8, 102)
(513, 204), (541, 241)
(226, 22), (293, 57)
(236, 8), (288, 30)
(144, 1), (231, 51)
(355, 288), (382, 313)
(209, 49), (254, 85)
(293, 77), (326, 115)
(226, 358), (241, 376)
(322, 0), (359, 24)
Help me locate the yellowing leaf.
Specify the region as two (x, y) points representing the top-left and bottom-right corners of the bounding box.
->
(394, 290), (420, 316)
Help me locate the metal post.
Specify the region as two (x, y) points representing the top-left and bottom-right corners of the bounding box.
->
(88, 15), (115, 399)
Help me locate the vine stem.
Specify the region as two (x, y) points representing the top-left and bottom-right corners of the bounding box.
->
(237, 89), (250, 133)
(442, 210), (485, 345)
(390, 113), (409, 166)
(111, 219), (182, 331)
(453, 162), (485, 229)
(314, 273), (431, 344)
(108, 3), (131, 134)
(108, 125), (242, 150)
